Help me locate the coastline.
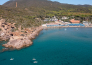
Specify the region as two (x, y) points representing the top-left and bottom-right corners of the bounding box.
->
(0, 19), (92, 52)
(2, 26), (43, 51)
(44, 26), (92, 28)
(0, 19), (43, 52)
(42, 22), (92, 28)
(1, 25), (92, 52)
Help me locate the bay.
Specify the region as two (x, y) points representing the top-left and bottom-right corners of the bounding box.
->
(0, 27), (92, 65)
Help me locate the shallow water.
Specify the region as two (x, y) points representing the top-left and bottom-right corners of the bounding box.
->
(0, 41), (7, 51)
(0, 27), (92, 65)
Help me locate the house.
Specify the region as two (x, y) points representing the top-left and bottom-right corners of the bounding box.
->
(49, 16), (58, 21)
(42, 24), (47, 27)
(70, 19), (80, 24)
(44, 18), (50, 22)
(62, 16), (69, 20)
(83, 21), (89, 26)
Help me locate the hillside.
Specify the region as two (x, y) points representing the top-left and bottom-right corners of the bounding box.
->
(0, 0), (92, 28)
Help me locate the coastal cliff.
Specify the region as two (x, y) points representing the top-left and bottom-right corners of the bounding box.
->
(0, 19), (43, 51)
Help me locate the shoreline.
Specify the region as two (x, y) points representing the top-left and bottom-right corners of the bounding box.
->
(1, 25), (92, 52)
(2, 26), (43, 51)
(43, 26), (92, 29)
(0, 19), (43, 52)
(42, 22), (92, 28)
(0, 19), (92, 52)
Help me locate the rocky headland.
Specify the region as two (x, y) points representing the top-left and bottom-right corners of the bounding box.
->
(0, 19), (43, 51)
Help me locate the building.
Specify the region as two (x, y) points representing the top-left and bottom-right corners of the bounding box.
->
(62, 16), (69, 20)
(70, 19), (80, 24)
(42, 24), (47, 27)
(49, 16), (58, 21)
(44, 18), (50, 22)
(83, 21), (89, 26)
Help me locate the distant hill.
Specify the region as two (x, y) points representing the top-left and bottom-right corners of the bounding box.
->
(3, 0), (92, 13)
(3, 0), (61, 9)
(77, 4), (92, 7)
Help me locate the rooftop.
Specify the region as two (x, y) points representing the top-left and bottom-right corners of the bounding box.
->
(70, 19), (80, 23)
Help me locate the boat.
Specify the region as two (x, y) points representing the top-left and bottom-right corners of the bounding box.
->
(10, 58), (14, 60)
(32, 58), (36, 60)
(33, 61), (38, 63)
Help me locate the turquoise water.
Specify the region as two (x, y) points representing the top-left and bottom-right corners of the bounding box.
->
(0, 41), (7, 51)
(0, 28), (92, 65)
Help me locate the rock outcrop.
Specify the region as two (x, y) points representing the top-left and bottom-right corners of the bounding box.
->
(0, 19), (16, 41)
(3, 26), (43, 49)
(3, 37), (32, 49)
(0, 19), (43, 50)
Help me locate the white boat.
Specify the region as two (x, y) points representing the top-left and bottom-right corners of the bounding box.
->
(33, 61), (38, 63)
(32, 58), (36, 60)
(10, 58), (14, 60)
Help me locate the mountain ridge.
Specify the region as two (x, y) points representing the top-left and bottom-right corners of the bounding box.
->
(3, 0), (92, 8)
(3, 0), (92, 13)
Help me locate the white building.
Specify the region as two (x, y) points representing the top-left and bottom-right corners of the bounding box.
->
(50, 16), (58, 21)
(44, 18), (50, 22)
(62, 16), (69, 20)
(83, 21), (89, 26)
(42, 24), (47, 27)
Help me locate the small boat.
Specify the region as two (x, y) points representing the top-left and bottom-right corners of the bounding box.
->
(33, 61), (38, 63)
(10, 58), (14, 60)
(32, 58), (36, 60)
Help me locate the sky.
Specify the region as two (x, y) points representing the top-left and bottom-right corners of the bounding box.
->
(0, 0), (9, 5)
(0, 0), (92, 5)
(51, 0), (92, 5)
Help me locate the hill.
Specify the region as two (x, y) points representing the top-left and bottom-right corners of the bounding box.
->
(3, 0), (92, 12)
(0, 0), (92, 28)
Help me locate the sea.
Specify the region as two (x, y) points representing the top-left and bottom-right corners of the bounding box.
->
(0, 27), (92, 65)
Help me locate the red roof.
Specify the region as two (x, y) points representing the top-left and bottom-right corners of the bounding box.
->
(70, 19), (80, 23)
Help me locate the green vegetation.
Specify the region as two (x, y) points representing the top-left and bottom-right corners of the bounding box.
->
(0, 0), (92, 28)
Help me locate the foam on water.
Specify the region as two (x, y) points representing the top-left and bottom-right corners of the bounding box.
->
(0, 28), (92, 65)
